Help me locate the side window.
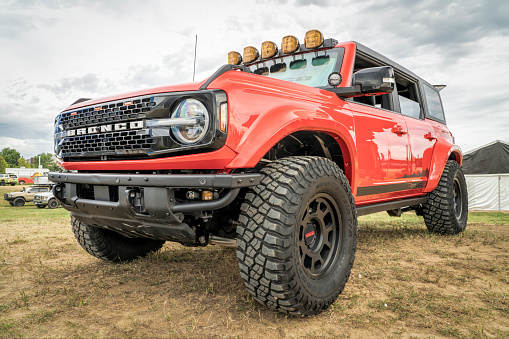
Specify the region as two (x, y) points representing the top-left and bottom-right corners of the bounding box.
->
(423, 84), (445, 121)
(396, 78), (422, 119)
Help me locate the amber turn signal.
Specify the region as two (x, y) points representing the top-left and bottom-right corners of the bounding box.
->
(261, 41), (278, 59)
(243, 46), (259, 63)
(304, 29), (324, 49)
(220, 102), (227, 133)
(281, 35), (299, 54)
(228, 51), (242, 65)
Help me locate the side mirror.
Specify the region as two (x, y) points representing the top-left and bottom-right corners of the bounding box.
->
(352, 66), (395, 95)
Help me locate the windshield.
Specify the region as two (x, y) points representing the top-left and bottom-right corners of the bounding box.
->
(248, 49), (340, 88)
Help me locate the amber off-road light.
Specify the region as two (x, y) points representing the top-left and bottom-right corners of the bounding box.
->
(243, 46), (259, 63)
(201, 190), (213, 201)
(228, 51), (242, 65)
(304, 29), (324, 49)
(261, 41), (278, 59)
(281, 35), (299, 54)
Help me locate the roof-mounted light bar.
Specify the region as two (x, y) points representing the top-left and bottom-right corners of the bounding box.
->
(227, 29), (336, 65)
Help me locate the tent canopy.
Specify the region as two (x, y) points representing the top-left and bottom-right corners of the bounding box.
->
(462, 140), (509, 174)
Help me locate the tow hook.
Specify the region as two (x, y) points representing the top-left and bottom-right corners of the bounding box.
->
(126, 188), (146, 214)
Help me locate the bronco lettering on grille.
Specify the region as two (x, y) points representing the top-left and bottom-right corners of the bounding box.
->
(67, 120), (144, 136)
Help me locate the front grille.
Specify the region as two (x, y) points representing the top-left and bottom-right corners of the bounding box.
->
(34, 196), (43, 202)
(60, 97), (155, 130)
(56, 94), (165, 161)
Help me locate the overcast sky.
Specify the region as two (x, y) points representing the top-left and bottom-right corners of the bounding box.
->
(1, 0), (508, 160)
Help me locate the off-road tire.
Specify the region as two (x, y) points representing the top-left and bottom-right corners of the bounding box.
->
(13, 198), (25, 207)
(48, 199), (59, 209)
(423, 160), (468, 234)
(36, 205), (46, 209)
(237, 156), (357, 316)
(19, 180), (25, 185)
(0, 181), (5, 186)
(10, 182), (15, 186)
(71, 217), (166, 262)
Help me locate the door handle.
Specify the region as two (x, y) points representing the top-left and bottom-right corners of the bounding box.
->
(391, 125), (408, 135)
(424, 132), (437, 141)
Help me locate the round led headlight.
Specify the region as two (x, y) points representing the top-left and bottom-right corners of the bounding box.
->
(171, 99), (210, 144)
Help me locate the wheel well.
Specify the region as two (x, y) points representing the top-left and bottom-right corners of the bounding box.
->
(261, 131), (345, 172)
(449, 151), (461, 165)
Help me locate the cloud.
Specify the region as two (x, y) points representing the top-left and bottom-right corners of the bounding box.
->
(0, 13), (37, 41)
(0, 136), (53, 159)
(37, 74), (115, 100)
(1, 0), (508, 160)
(295, 0), (333, 6)
(315, 0), (508, 66)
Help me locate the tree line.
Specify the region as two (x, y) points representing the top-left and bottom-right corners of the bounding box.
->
(0, 148), (61, 174)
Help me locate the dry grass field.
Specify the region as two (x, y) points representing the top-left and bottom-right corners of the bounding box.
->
(0, 185), (508, 338)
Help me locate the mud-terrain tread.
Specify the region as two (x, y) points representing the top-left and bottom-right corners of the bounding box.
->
(236, 156), (357, 316)
(72, 217), (165, 262)
(423, 160), (468, 235)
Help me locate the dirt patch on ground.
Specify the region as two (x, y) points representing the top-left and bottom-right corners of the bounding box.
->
(0, 192), (508, 338)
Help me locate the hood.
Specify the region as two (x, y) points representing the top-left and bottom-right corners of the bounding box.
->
(63, 79), (208, 112)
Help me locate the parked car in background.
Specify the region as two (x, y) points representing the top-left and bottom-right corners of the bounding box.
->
(33, 191), (60, 209)
(0, 173), (18, 186)
(17, 177), (34, 185)
(4, 185), (52, 206)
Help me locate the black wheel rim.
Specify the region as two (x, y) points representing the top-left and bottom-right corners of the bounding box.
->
(453, 177), (463, 220)
(298, 193), (341, 279)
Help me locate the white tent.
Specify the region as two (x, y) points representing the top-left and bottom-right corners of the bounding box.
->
(462, 140), (509, 211)
(465, 174), (509, 211)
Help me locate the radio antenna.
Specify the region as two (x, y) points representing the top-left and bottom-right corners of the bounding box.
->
(193, 35), (198, 82)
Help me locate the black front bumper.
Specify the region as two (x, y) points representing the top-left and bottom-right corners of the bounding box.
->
(49, 172), (261, 243)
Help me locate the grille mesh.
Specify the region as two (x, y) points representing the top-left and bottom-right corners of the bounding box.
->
(60, 130), (155, 155)
(60, 97), (156, 130)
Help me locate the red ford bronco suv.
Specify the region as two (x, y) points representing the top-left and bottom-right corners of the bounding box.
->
(50, 30), (468, 316)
